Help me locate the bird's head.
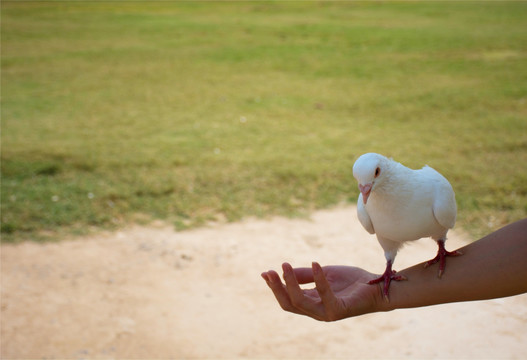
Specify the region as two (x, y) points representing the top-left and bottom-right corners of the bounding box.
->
(352, 153), (388, 205)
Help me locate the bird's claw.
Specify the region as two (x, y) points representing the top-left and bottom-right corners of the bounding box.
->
(425, 240), (463, 278)
(368, 269), (407, 302)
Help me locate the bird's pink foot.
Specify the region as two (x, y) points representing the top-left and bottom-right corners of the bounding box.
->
(424, 239), (463, 278)
(368, 261), (407, 302)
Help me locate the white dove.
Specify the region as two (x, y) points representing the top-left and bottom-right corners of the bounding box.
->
(352, 153), (461, 301)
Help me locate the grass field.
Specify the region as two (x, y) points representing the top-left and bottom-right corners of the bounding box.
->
(2, 1), (526, 242)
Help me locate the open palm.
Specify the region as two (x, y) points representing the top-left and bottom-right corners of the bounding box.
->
(262, 262), (381, 321)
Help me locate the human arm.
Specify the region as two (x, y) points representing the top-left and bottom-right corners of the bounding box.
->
(261, 218), (527, 321)
(388, 218), (527, 310)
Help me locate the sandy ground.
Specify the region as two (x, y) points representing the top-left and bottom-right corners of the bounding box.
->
(1, 205), (526, 359)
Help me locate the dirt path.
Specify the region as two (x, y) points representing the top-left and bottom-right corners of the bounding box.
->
(2, 206), (526, 359)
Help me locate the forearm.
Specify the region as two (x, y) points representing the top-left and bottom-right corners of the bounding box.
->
(381, 218), (527, 311)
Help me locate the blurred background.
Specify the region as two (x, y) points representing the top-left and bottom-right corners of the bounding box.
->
(2, 1), (526, 241)
(2, 2), (527, 359)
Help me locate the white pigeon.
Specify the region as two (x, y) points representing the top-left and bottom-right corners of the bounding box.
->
(352, 153), (461, 301)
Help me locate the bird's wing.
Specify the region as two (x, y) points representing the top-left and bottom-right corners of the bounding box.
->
(357, 194), (375, 234)
(433, 189), (456, 229)
(426, 168), (457, 230)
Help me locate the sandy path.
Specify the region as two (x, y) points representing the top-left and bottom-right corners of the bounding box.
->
(2, 206), (526, 359)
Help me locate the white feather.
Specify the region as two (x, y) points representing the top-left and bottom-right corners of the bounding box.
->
(357, 195), (375, 234)
(353, 153), (456, 264)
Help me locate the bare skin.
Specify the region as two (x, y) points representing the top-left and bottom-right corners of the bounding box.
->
(261, 218), (527, 322)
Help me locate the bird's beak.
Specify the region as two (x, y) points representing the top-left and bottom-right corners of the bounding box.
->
(359, 183), (373, 204)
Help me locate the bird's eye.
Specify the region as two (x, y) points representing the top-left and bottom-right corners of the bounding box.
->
(374, 167), (380, 178)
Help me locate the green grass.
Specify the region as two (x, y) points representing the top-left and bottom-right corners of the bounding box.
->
(2, 1), (526, 242)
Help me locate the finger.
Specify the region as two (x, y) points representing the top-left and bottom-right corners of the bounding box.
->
(312, 262), (341, 321)
(292, 267), (315, 284)
(262, 270), (305, 315)
(261, 272), (270, 282)
(291, 267), (318, 299)
(282, 263), (324, 319)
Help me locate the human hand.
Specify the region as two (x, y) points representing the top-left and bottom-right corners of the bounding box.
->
(261, 262), (383, 321)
